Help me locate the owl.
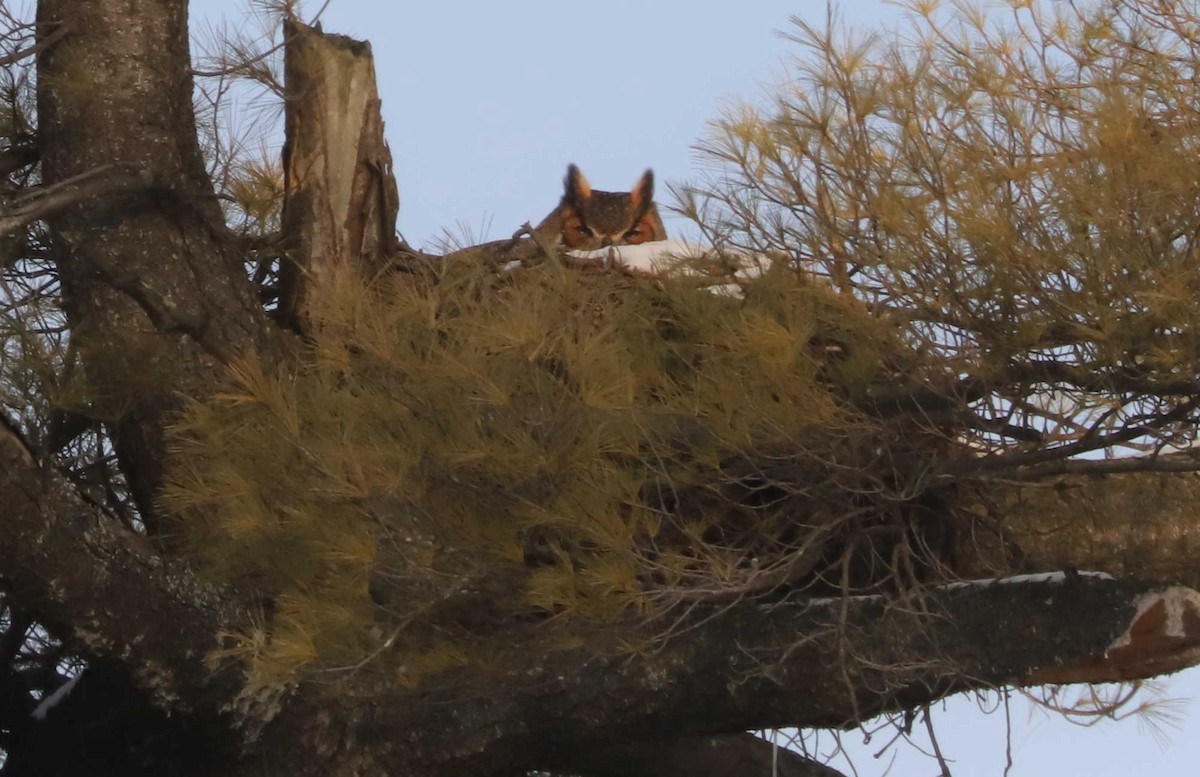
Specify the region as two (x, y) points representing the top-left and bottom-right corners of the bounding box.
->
(534, 164), (667, 250)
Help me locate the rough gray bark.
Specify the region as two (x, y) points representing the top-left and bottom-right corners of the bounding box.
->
(36, 0), (281, 532)
(0, 409), (247, 739)
(242, 574), (1185, 776)
(998, 471), (1200, 590)
(276, 18), (399, 331)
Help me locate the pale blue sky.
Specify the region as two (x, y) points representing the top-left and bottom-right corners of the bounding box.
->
(193, 0), (864, 247)
(188, 1), (1200, 774)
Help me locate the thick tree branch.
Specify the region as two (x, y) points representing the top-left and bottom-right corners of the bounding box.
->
(245, 575), (1192, 776)
(36, 0), (283, 529)
(1002, 449), (1200, 478)
(995, 471), (1200, 590)
(0, 441), (248, 727)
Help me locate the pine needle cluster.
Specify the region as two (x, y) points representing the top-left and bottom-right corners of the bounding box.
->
(164, 256), (930, 680)
(683, 0), (1200, 463)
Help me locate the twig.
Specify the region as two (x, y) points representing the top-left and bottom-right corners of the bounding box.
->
(0, 18), (73, 67)
(958, 399), (1199, 477)
(0, 163), (153, 237)
(522, 220), (563, 267)
(191, 4), (330, 80)
(922, 707), (952, 777)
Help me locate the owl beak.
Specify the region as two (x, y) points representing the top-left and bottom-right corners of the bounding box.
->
(600, 236), (613, 248)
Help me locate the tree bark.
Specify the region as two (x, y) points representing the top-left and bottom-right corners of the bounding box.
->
(276, 18), (399, 330)
(36, 0), (280, 533)
(244, 573), (1185, 776)
(997, 472), (1200, 589)
(0, 416), (247, 753)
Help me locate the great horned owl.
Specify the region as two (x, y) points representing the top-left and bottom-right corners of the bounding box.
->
(534, 164), (667, 250)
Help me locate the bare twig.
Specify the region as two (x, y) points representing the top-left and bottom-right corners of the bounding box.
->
(0, 18), (72, 67)
(522, 220), (563, 267)
(0, 163), (154, 237)
(922, 708), (952, 777)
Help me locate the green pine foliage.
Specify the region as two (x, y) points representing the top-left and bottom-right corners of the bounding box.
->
(682, 0), (1200, 463)
(164, 255), (916, 681)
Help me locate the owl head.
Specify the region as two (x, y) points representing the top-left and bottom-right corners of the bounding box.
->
(556, 164), (667, 250)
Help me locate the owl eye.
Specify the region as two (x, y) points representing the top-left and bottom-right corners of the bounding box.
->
(561, 218), (596, 249)
(623, 226), (648, 244)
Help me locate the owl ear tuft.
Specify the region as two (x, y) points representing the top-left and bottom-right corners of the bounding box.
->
(630, 169), (654, 209)
(565, 164), (592, 205)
